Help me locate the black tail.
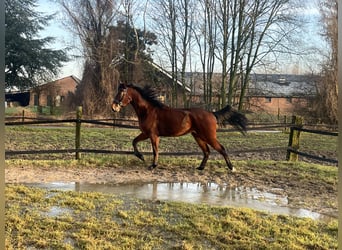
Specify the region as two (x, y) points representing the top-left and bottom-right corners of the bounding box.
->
(213, 105), (248, 134)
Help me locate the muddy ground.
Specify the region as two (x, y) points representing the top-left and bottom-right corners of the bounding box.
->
(5, 151), (338, 218)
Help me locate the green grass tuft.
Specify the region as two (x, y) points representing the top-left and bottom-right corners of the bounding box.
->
(5, 185), (337, 249)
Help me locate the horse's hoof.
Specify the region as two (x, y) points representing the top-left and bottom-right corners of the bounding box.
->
(148, 164), (157, 170)
(134, 152), (145, 161)
(196, 166), (204, 170)
(230, 166), (236, 172)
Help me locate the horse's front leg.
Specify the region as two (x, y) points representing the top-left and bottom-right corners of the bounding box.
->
(133, 133), (149, 161)
(149, 135), (160, 170)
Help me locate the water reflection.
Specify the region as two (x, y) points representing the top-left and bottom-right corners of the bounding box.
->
(28, 182), (334, 222)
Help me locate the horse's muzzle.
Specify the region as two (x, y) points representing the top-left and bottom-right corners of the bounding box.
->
(112, 103), (121, 112)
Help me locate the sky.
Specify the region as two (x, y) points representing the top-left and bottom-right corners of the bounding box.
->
(35, 0), (325, 80)
(36, 0), (83, 79)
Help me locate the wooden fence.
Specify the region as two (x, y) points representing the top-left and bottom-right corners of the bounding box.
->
(5, 109), (337, 165)
(286, 116), (338, 164)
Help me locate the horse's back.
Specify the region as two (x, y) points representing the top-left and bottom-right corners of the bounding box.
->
(155, 108), (193, 136)
(154, 107), (215, 136)
(186, 107), (217, 132)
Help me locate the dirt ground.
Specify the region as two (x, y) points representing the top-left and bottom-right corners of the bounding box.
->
(5, 151), (338, 219)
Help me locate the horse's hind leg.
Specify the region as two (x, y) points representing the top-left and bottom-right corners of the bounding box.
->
(149, 135), (160, 170)
(208, 139), (235, 172)
(133, 133), (149, 161)
(192, 132), (210, 170)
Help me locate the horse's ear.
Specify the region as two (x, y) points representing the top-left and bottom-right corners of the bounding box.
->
(118, 82), (127, 90)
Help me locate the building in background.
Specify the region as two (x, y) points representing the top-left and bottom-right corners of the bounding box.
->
(29, 75), (80, 107)
(246, 74), (318, 116)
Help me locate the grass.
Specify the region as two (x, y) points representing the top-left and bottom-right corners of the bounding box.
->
(5, 106), (65, 116)
(5, 184), (338, 249)
(5, 126), (338, 248)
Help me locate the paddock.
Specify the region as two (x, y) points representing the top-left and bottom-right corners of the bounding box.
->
(5, 118), (338, 248)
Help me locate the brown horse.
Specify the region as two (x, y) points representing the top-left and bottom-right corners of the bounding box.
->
(112, 83), (247, 171)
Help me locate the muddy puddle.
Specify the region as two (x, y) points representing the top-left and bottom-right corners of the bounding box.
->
(27, 182), (334, 222)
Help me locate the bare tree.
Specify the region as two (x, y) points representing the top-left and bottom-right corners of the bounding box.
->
(57, 0), (119, 116)
(153, 0), (223, 108)
(57, 0), (311, 115)
(192, 0), (217, 108)
(315, 0), (337, 123)
(238, 0), (297, 110)
(177, 0), (195, 107)
(119, 0), (149, 83)
(150, 0), (197, 107)
(156, 0), (302, 110)
(214, 0), (298, 110)
(215, 0), (228, 108)
(203, 0), (217, 108)
(149, 0), (179, 106)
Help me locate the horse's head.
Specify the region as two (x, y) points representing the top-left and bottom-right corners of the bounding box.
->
(112, 83), (132, 112)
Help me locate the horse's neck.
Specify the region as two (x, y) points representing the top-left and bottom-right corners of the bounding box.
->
(130, 90), (154, 119)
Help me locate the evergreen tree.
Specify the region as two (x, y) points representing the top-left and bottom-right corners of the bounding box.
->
(5, 0), (68, 90)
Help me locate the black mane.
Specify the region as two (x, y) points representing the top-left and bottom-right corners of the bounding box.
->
(129, 84), (165, 108)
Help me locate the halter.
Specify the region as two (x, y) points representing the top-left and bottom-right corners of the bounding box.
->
(114, 84), (131, 107)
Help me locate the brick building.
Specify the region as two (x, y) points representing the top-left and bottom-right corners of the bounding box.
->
(29, 75), (80, 107)
(183, 72), (318, 115)
(246, 74), (318, 116)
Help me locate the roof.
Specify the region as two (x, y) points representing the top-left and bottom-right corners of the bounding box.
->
(42, 75), (81, 87)
(29, 75), (80, 92)
(110, 56), (191, 92)
(180, 72), (319, 97)
(145, 61), (191, 92)
(248, 74), (318, 97)
(5, 86), (20, 93)
(5, 75), (81, 93)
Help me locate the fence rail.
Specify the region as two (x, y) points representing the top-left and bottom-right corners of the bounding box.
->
(5, 146), (286, 157)
(292, 127), (338, 137)
(5, 111), (337, 165)
(286, 116), (338, 164)
(5, 118), (291, 132)
(286, 148), (338, 164)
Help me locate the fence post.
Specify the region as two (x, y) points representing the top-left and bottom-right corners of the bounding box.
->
(283, 115), (288, 133)
(286, 115), (303, 161)
(22, 110), (25, 123)
(75, 106), (82, 160)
